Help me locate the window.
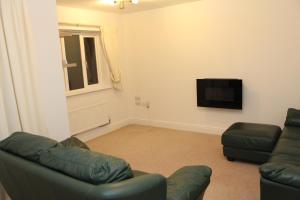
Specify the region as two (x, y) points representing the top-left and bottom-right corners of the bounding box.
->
(59, 25), (110, 96)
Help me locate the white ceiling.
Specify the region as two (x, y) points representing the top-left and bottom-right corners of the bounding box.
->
(56, 0), (201, 13)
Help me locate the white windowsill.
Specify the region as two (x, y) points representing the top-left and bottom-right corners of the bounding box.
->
(66, 84), (113, 97)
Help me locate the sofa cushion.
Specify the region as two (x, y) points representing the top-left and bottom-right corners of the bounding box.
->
(285, 108), (300, 127)
(269, 127), (300, 166)
(270, 154), (300, 166)
(133, 170), (148, 177)
(60, 137), (89, 150)
(167, 166), (212, 200)
(281, 126), (300, 140)
(39, 146), (133, 185)
(260, 162), (300, 188)
(272, 138), (300, 157)
(0, 132), (58, 162)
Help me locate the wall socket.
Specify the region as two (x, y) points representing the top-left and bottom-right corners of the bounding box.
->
(143, 102), (150, 109)
(146, 102), (150, 109)
(135, 97), (150, 109)
(135, 96), (141, 105)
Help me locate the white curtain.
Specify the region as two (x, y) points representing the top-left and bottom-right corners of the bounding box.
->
(0, 0), (48, 199)
(100, 28), (122, 90)
(0, 5), (21, 138)
(0, 0), (47, 135)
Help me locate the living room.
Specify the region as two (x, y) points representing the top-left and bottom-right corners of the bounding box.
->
(1, 0), (300, 200)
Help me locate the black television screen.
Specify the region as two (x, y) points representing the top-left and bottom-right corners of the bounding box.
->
(197, 79), (242, 109)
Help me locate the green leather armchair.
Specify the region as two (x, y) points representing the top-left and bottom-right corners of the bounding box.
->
(0, 150), (211, 200)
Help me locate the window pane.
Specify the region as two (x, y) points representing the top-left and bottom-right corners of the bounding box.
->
(64, 35), (84, 90)
(84, 37), (99, 85)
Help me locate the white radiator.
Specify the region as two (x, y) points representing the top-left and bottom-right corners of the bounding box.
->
(68, 102), (110, 135)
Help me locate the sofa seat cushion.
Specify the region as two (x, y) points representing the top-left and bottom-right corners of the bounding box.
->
(167, 166), (212, 200)
(260, 162), (300, 188)
(133, 170), (148, 177)
(0, 132), (58, 162)
(222, 122), (281, 152)
(60, 137), (89, 150)
(39, 146), (133, 184)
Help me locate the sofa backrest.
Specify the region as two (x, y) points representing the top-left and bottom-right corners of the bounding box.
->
(0, 150), (167, 200)
(285, 108), (300, 127)
(0, 150), (97, 200)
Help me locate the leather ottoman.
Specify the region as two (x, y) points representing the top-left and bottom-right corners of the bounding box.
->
(221, 122), (281, 164)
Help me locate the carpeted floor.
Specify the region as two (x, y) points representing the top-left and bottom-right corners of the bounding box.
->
(87, 125), (260, 200)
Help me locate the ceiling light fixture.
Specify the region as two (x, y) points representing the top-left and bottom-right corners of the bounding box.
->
(102, 0), (139, 9)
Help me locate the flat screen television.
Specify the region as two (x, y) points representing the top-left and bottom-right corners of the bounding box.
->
(197, 79), (242, 109)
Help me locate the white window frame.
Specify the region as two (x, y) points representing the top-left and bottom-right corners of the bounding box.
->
(59, 24), (112, 97)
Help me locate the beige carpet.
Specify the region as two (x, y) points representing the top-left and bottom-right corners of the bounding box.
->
(87, 125), (260, 200)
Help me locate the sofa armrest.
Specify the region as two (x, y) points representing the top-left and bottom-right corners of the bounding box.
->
(166, 166), (212, 200)
(89, 174), (167, 200)
(260, 162), (300, 188)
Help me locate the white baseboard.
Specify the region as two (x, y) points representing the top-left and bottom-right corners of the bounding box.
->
(75, 118), (131, 142)
(131, 118), (225, 135)
(76, 118), (226, 142)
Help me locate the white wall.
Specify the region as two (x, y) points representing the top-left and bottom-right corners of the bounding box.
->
(54, 0), (300, 138)
(56, 6), (131, 141)
(26, 0), (70, 140)
(123, 0), (300, 134)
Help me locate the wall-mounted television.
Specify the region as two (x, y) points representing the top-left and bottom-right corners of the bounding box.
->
(197, 79), (242, 110)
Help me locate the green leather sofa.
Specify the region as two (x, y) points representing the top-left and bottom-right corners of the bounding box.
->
(260, 108), (300, 200)
(0, 133), (212, 200)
